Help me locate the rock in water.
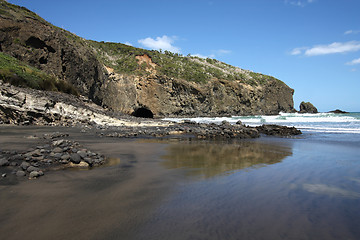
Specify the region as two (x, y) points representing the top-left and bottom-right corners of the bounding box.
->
(328, 109), (349, 114)
(256, 124), (302, 136)
(299, 101), (318, 113)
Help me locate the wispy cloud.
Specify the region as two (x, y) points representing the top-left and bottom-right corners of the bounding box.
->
(124, 42), (132, 46)
(191, 49), (231, 59)
(285, 0), (315, 7)
(191, 53), (216, 59)
(305, 41), (360, 56)
(346, 58), (360, 65)
(344, 30), (360, 35)
(290, 47), (308, 55)
(291, 41), (360, 56)
(216, 49), (232, 55)
(138, 35), (180, 53)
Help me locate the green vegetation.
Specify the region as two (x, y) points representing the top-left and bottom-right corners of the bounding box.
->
(88, 40), (282, 85)
(0, 52), (78, 95)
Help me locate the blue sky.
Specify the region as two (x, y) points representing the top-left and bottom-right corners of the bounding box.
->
(8, 0), (360, 112)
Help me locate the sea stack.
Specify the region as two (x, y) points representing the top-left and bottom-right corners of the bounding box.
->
(299, 101), (318, 113)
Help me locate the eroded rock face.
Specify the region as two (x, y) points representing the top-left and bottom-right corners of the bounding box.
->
(0, 3), (295, 117)
(0, 9), (107, 105)
(299, 101), (318, 113)
(102, 73), (295, 117)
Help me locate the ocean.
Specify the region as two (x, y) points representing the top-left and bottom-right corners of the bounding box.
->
(164, 112), (360, 144)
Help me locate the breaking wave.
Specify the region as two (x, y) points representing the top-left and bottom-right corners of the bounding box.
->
(163, 112), (360, 134)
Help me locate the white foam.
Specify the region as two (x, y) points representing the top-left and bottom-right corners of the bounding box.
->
(163, 113), (360, 134)
(298, 126), (360, 134)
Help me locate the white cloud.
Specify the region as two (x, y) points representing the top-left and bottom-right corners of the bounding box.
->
(191, 53), (216, 59)
(305, 41), (360, 56)
(285, 0), (315, 7)
(344, 30), (360, 35)
(346, 58), (360, 65)
(290, 47), (307, 55)
(191, 53), (207, 59)
(291, 41), (360, 56)
(124, 42), (132, 46)
(138, 35), (180, 53)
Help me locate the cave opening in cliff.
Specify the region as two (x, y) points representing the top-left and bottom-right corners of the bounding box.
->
(39, 56), (47, 64)
(132, 107), (154, 118)
(25, 36), (46, 49)
(25, 36), (56, 53)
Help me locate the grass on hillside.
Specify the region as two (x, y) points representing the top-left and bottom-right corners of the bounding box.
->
(88, 40), (282, 86)
(0, 52), (78, 95)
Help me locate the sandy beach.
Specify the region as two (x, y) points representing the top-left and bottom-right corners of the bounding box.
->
(1, 125), (360, 240)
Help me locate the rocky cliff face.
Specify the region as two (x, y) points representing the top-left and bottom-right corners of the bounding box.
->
(102, 71), (294, 117)
(0, 1), (295, 117)
(0, 2), (107, 105)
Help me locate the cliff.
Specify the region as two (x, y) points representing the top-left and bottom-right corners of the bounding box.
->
(0, 1), (295, 117)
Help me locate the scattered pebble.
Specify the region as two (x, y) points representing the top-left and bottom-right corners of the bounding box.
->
(0, 132), (106, 181)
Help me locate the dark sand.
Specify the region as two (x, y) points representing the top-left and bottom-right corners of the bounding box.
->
(1, 126), (360, 240)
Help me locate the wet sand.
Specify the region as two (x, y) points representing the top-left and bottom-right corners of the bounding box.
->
(1, 126), (360, 240)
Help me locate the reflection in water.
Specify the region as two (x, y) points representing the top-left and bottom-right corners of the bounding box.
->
(104, 157), (121, 166)
(161, 140), (293, 178)
(303, 183), (360, 199)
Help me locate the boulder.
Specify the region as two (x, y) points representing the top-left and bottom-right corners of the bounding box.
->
(16, 170), (26, 176)
(299, 101), (318, 113)
(20, 161), (30, 170)
(77, 151), (87, 159)
(27, 166), (40, 173)
(29, 171), (40, 179)
(70, 153), (81, 164)
(0, 158), (9, 166)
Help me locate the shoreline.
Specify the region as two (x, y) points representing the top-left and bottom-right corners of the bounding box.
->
(0, 123), (301, 183)
(1, 81), (301, 183)
(1, 126), (359, 240)
(1, 123), (360, 240)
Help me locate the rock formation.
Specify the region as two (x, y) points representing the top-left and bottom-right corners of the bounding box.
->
(299, 101), (318, 114)
(0, 1), (296, 117)
(328, 109), (348, 114)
